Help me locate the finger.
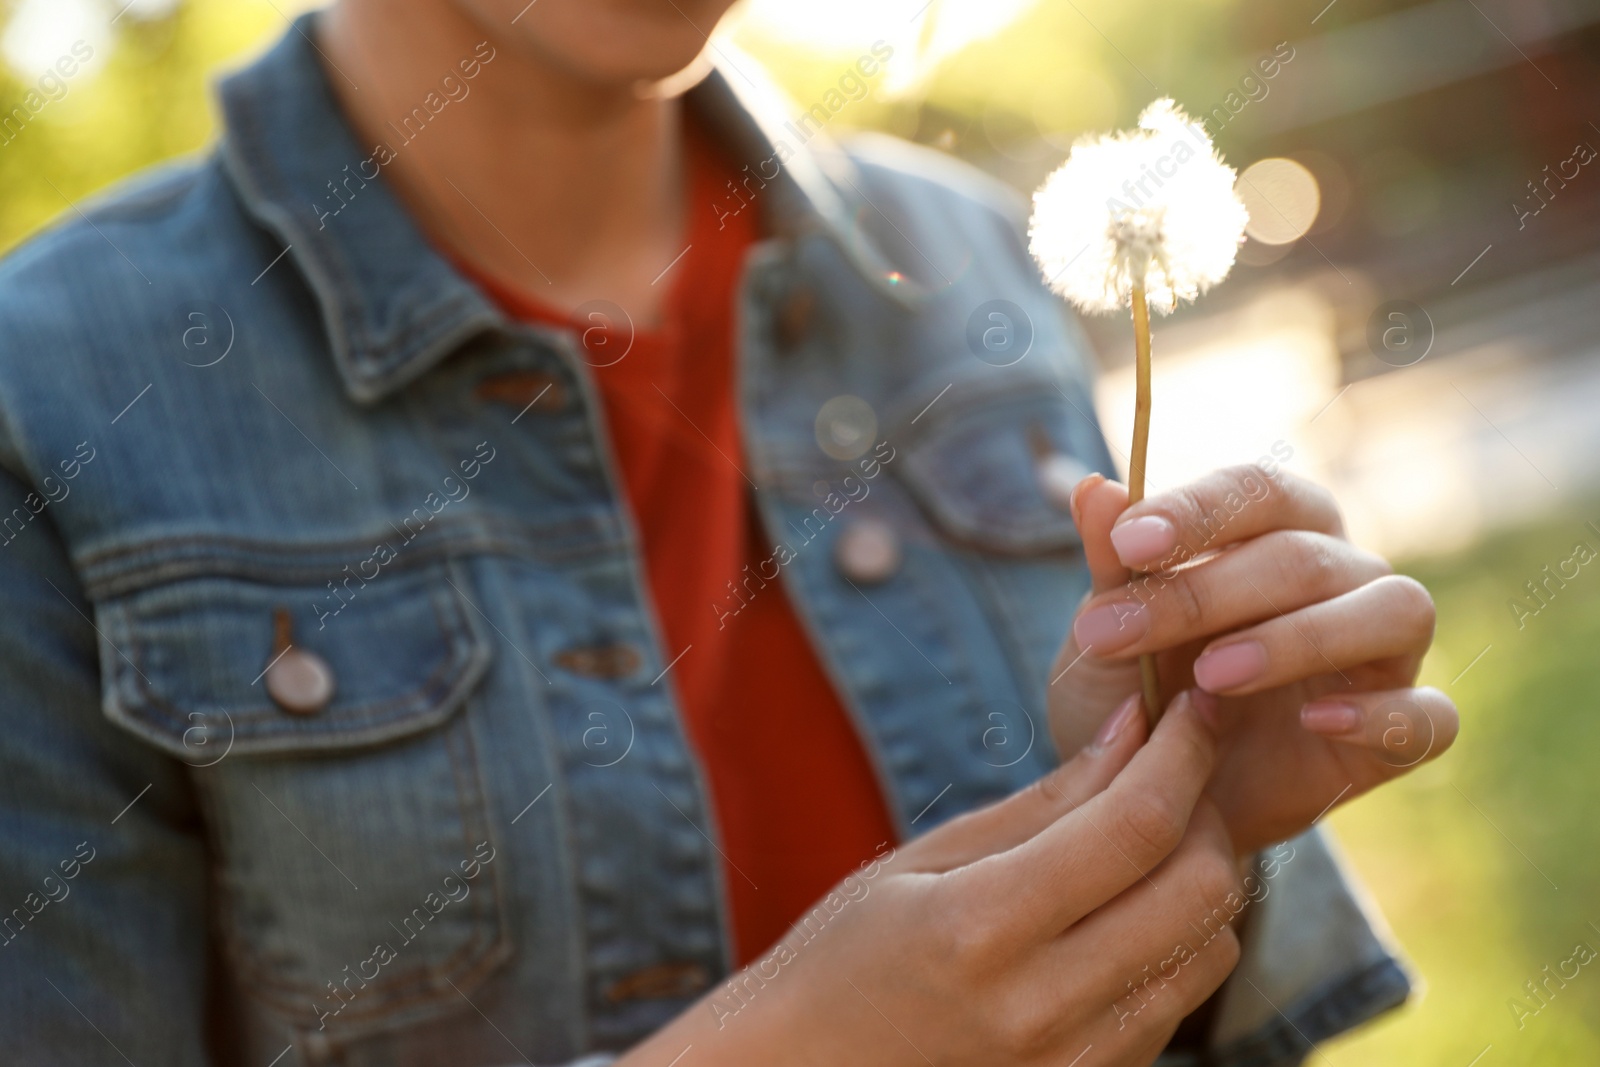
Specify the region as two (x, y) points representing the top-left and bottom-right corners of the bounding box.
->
(1068, 471), (1101, 532)
(1047, 801), (1242, 987)
(904, 694), (1149, 873)
(1072, 474), (1133, 594)
(1071, 807), (1245, 1053)
(1092, 926), (1240, 1061)
(1206, 686), (1459, 851)
(1108, 464), (1344, 570)
(1073, 530), (1391, 659)
(1299, 685), (1459, 774)
(966, 690), (1219, 938)
(1192, 574), (1435, 695)
(1048, 475), (1139, 760)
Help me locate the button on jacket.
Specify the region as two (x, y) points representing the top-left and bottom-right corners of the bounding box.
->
(0, 17), (1411, 1067)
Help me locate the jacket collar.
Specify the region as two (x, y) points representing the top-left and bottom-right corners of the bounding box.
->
(217, 14), (914, 405)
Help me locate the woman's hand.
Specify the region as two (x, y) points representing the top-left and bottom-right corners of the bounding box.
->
(1050, 466), (1459, 855)
(623, 694), (1249, 1067)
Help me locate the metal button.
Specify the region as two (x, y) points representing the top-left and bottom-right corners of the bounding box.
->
(266, 647), (336, 715)
(264, 606), (335, 715)
(475, 370), (568, 414)
(835, 517), (901, 584)
(1037, 452), (1094, 513)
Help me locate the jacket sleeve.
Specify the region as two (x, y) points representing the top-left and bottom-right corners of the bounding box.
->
(0, 458), (214, 1064)
(1152, 829), (1413, 1066)
(1201, 829), (1413, 1066)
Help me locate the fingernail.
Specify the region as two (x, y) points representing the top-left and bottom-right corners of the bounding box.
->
(1073, 600), (1149, 654)
(1110, 515), (1177, 567)
(1193, 641), (1268, 693)
(1089, 693), (1142, 754)
(1301, 701), (1363, 735)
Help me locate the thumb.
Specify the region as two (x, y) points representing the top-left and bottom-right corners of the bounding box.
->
(1052, 476), (1142, 756)
(899, 693), (1150, 873)
(1072, 474), (1133, 595)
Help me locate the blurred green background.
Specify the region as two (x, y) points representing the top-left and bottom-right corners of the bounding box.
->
(3, 0), (1597, 1061)
(1331, 511), (1600, 1064)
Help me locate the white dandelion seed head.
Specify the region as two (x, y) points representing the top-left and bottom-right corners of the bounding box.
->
(1028, 98), (1249, 315)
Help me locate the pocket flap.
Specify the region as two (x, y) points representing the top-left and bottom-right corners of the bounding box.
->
(895, 377), (1111, 554)
(97, 559), (492, 759)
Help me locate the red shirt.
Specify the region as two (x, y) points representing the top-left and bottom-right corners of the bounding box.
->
(464, 119), (898, 963)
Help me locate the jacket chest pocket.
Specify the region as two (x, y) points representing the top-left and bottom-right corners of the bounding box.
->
(94, 557), (510, 1035)
(893, 374), (1108, 556)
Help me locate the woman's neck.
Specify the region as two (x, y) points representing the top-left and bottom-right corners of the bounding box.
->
(319, 0), (688, 322)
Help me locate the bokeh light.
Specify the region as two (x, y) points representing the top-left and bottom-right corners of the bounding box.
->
(1237, 157), (1322, 246)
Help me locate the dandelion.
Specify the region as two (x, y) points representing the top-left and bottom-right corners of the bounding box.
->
(1029, 98), (1248, 723)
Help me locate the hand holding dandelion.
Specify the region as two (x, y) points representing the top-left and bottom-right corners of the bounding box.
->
(1029, 98), (1248, 725)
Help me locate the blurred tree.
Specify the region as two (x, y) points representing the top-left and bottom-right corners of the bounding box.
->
(0, 0), (297, 252)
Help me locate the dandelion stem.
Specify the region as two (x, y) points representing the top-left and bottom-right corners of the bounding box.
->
(1129, 283), (1162, 725)
(1129, 286), (1152, 501)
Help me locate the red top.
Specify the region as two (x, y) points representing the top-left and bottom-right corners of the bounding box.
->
(463, 118), (898, 963)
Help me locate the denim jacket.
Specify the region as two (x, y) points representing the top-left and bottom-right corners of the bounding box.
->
(0, 17), (1410, 1066)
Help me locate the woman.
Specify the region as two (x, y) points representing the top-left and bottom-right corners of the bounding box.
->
(0, 0), (1455, 1063)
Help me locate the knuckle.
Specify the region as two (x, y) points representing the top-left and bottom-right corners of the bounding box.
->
(1208, 925), (1243, 973)
(1191, 850), (1243, 908)
(993, 994), (1057, 1059)
(939, 896), (1007, 978)
(1417, 686), (1461, 751)
(1015, 772), (1057, 810)
(1384, 574), (1436, 639)
(1267, 464), (1309, 497)
(1300, 478), (1345, 533)
(1011, 770), (1071, 820)
(1258, 460), (1298, 489)
(1216, 927), (1243, 972)
(1040, 758), (1079, 801)
(1252, 463), (1296, 511)
(1300, 534), (1344, 593)
(1115, 793), (1186, 860)
(1276, 531), (1343, 597)
(1175, 726), (1216, 779)
(1193, 798), (1234, 854)
(1167, 572), (1209, 631)
(1223, 461), (1268, 497)
(1167, 485), (1209, 536)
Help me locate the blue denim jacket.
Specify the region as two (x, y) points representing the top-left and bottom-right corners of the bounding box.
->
(0, 17), (1410, 1066)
